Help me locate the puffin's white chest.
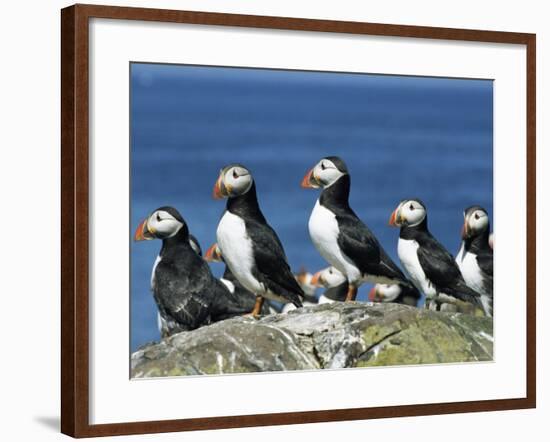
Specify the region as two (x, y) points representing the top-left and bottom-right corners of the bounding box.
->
(318, 294), (335, 304)
(150, 255), (161, 290)
(456, 250), (485, 294)
(219, 278), (235, 294)
(308, 200), (360, 282)
(397, 238), (436, 297)
(216, 211), (263, 294)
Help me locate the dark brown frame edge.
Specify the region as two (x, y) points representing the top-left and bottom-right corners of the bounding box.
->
(61, 3), (536, 438)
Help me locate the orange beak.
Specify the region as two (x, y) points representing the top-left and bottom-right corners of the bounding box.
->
(301, 168), (319, 189)
(134, 218), (153, 242)
(212, 175), (225, 199)
(310, 271), (323, 287)
(389, 208), (399, 226)
(368, 286), (378, 302)
(204, 243), (222, 262)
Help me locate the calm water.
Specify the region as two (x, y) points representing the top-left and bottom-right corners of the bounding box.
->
(130, 63), (493, 351)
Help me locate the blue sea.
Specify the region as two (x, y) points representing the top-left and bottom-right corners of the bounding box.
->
(130, 63), (493, 352)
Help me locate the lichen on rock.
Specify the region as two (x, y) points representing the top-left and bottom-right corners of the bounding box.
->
(131, 302), (493, 378)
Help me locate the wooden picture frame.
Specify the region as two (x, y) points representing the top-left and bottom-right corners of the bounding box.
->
(61, 3), (536, 437)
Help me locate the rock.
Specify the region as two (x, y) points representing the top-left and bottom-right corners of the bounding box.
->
(131, 302), (493, 378)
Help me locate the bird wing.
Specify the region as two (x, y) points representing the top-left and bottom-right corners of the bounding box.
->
(336, 213), (409, 284)
(155, 256), (248, 329)
(476, 251), (494, 295)
(416, 236), (482, 306)
(154, 258), (213, 330)
(476, 252), (493, 277)
(208, 277), (252, 320)
(246, 219), (304, 307)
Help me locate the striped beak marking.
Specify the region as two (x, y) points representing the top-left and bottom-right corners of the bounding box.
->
(205, 243), (222, 262)
(389, 206), (403, 227)
(213, 172), (233, 200)
(212, 175), (226, 199)
(310, 271), (323, 287)
(301, 168), (321, 189)
(134, 218), (155, 241)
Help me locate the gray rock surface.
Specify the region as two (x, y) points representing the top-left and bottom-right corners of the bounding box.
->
(131, 302), (493, 378)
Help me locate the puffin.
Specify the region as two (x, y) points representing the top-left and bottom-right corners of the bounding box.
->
(134, 206), (247, 336)
(204, 242), (273, 315)
(455, 205), (493, 316)
(389, 199), (482, 311)
(301, 156), (411, 302)
(213, 164), (304, 316)
(311, 266), (348, 304)
(368, 283), (421, 307)
(157, 234), (202, 338)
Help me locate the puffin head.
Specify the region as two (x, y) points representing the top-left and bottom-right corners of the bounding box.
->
(311, 266), (346, 288)
(301, 156), (349, 189)
(134, 206), (188, 241)
(462, 205), (490, 240)
(389, 199), (427, 228)
(213, 164), (253, 199)
(368, 284), (402, 302)
(204, 243), (223, 263)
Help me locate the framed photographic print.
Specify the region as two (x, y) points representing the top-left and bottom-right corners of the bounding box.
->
(61, 3), (536, 438)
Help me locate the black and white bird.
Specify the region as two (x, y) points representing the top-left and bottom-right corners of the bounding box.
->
(389, 199), (482, 311)
(156, 234), (202, 337)
(368, 283), (421, 307)
(455, 206), (493, 316)
(204, 242), (274, 315)
(301, 156), (411, 302)
(134, 206), (246, 336)
(311, 266), (348, 304)
(213, 164), (303, 316)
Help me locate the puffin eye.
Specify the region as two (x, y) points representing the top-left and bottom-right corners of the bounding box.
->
(409, 204), (414, 211)
(233, 169), (238, 179)
(156, 213), (161, 222)
(475, 213), (480, 220)
(321, 162), (326, 171)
